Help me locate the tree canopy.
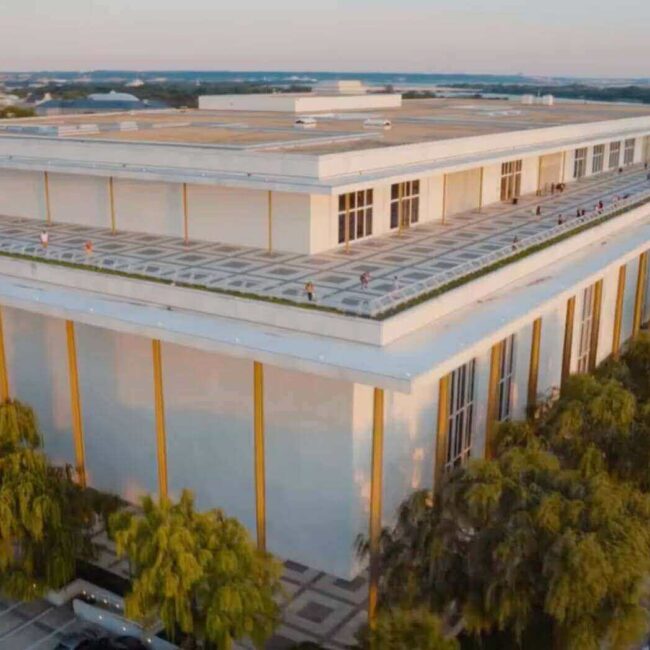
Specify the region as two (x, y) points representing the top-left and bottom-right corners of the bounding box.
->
(361, 608), (458, 650)
(367, 334), (650, 650)
(111, 490), (281, 649)
(0, 400), (95, 598)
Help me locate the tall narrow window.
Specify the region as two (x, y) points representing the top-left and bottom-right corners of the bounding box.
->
(573, 148), (587, 179)
(642, 249), (650, 328)
(337, 189), (373, 244)
(609, 141), (621, 169)
(390, 180), (420, 229)
(500, 160), (522, 201)
(577, 284), (596, 373)
(496, 335), (516, 422)
(592, 144), (605, 174)
(624, 138), (636, 165)
(445, 359), (476, 472)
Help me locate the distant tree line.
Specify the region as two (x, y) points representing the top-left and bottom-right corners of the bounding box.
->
(447, 83), (650, 104)
(12, 82), (312, 109)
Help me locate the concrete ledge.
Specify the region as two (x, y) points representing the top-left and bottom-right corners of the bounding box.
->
(0, 256), (384, 344)
(0, 199), (647, 348)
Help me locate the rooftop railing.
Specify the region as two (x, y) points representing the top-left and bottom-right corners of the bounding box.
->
(353, 188), (650, 318)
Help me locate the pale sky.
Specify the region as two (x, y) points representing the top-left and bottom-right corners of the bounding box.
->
(1, 0), (648, 78)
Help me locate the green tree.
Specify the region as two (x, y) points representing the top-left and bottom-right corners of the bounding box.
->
(370, 439), (650, 650)
(360, 608), (458, 650)
(0, 106), (35, 119)
(111, 490), (281, 649)
(0, 400), (95, 598)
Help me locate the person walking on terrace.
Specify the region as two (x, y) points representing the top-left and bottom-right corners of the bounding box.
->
(305, 281), (315, 302)
(39, 229), (49, 249)
(360, 271), (370, 290)
(84, 240), (94, 256)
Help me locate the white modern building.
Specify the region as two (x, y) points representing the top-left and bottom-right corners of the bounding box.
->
(0, 88), (649, 618)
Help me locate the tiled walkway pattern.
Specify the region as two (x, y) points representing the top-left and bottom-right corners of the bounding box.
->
(0, 167), (648, 317)
(91, 523), (368, 650)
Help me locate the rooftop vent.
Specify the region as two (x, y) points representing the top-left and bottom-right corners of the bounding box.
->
(364, 118), (392, 130)
(294, 116), (317, 129)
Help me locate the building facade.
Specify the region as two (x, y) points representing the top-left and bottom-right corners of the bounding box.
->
(0, 93), (649, 602)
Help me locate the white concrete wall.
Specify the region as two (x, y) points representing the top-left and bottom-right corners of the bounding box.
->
(162, 342), (256, 532)
(115, 179), (184, 238)
(538, 153), (563, 191)
(75, 324), (159, 502)
(198, 93), (402, 112)
(445, 168), (481, 215)
(0, 169), (46, 220)
(381, 373), (439, 526)
(265, 365), (361, 577)
(2, 307), (74, 467)
(270, 192), (312, 253)
(49, 173), (110, 228)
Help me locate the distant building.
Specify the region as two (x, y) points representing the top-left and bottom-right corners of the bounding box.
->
(35, 90), (166, 116)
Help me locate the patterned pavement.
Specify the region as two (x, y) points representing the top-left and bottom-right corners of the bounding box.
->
(0, 166), (647, 318)
(90, 522), (368, 649)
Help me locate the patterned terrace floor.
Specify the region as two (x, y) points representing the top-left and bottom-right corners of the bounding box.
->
(0, 166), (648, 316)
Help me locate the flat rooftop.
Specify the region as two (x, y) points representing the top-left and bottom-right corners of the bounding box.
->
(3, 98), (650, 154)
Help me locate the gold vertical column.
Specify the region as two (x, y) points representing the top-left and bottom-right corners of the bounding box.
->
(65, 321), (86, 487)
(397, 182), (404, 235)
(561, 151), (567, 182)
(612, 265), (627, 358)
(588, 279), (603, 371)
(536, 155), (543, 194)
(108, 177), (116, 234)
(344, 192), (351, 254)
(527, 318), (542, 415)
(485, 341), (503, 459)
(478, 166), (484, 211)
(441, 174), (448, 224)
(434, 375), (450, 494)
(267, 191), (273, 253)
(561, 296), (576, 387)
(253, 361), (266, 552)
(182, 183), (189, 245)
(0, 308), (10, 403)
(632, 252), (648, 337)
(152, 339), (168, 500)
(43, 171), (52, 225)
(368, 387), (385, 625)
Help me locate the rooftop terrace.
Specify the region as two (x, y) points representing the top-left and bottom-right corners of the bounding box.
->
(2, 98), (650, 153)
(0, 166), (647, 320)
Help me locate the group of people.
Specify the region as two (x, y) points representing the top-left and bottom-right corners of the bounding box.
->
(39, 230), (94, 255)
(303, 271), (402, 302)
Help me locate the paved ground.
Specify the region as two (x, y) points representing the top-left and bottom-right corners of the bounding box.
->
(91, 523), (367, 650)
(0, 166), (648, 317)
(0, 595), (102, 649)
